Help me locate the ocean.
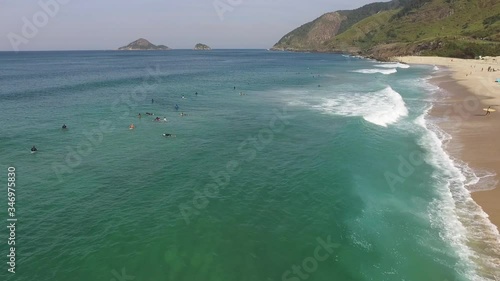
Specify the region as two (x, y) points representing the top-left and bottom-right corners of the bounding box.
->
(0, 50), (499, 281)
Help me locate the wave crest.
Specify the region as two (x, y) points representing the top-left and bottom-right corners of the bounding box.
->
(352, 68), (397, 75)
(374, 62), (410, 69)
(313, 86), (408, 127)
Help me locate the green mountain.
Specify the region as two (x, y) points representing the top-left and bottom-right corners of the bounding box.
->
(272, 0), (500, 59)
(118, 38), (171, 51)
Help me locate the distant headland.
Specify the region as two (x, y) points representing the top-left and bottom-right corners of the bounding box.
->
(118, 38), (171, 51)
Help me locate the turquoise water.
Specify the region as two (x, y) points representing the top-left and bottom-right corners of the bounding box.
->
(0, 50), (499, 280)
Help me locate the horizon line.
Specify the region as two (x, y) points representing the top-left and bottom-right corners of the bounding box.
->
(0, 48), (276, 52)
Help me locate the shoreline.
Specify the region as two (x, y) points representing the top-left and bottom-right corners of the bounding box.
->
(395, 56), (500, 230)
(396, 57), (500, 275)
(396, 56), (500, 275)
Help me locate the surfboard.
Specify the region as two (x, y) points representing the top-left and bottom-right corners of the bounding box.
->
(483, 108), (497, 112)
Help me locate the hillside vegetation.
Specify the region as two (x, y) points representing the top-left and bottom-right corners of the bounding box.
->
(272, 0), (500, 59)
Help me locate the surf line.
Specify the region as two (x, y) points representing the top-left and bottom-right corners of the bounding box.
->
(179, 106), (293, 225)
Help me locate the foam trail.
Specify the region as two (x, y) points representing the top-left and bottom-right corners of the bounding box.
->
(352, 68), (397, 75)
(374, 63), (410, 69)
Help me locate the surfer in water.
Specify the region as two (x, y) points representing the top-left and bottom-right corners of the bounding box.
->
(163, 133), (176, 137)
(175, 104), (179, 111)
(31, 145), (37, 152)
(62, 124), (67, 129)
(129, 124), (135, 130)
(195, 92), (198, 96)
(138, 113), (142, 118)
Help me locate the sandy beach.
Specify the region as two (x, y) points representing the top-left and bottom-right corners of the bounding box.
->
(395, 56), (500, 230)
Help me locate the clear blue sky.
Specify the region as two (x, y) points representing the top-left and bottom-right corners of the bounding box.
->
(0, 0), (377, 51)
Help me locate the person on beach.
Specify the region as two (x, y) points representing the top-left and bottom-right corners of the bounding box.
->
(485, 106), (492, 116)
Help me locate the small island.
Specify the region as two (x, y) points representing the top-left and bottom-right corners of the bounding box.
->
(194, 43), (211, 51)
(118, 38), (171, 51)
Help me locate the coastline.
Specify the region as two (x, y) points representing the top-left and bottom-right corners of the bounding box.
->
(395, 56), (500, 229)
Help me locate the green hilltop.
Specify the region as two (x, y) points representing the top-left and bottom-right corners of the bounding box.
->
(272, 0), (500, 59)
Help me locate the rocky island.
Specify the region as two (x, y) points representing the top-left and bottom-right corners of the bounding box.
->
(194, 43), (212, 50)
(118, 38), (171, 51)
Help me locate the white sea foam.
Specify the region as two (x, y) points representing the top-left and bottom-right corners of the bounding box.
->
(433, 65), (440, 71)
(416, 106), (500, 280)
(352, 68), (397, 75)
(374, 62), (410, 69)
(313, 86), (408, 127)
(342, 54), (364, 60)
